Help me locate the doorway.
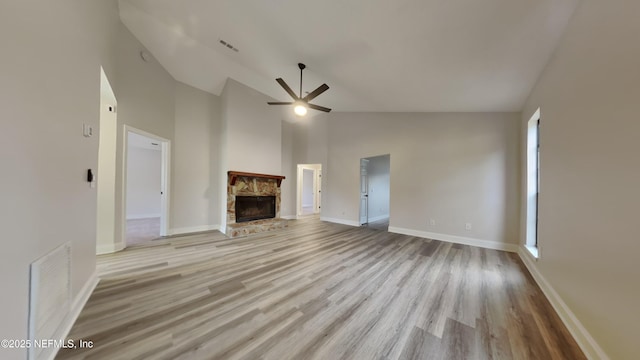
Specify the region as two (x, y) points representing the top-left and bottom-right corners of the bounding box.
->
(360, 155), (391, 230)
(297, 164), (322, 217)
(123, 126), (170, 246)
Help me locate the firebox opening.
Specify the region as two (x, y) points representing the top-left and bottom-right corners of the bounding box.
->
(235, 196), (276, 223)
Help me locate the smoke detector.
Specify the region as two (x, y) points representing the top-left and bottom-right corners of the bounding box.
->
(140, 50), (152, 62)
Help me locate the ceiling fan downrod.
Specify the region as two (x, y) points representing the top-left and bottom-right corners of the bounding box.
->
(298, 63), (305, 99)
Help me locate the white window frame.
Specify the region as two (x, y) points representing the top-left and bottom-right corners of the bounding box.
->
(525, 108), (541, 258)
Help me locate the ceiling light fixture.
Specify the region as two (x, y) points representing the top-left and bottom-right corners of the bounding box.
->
(294, 103), (307, 116)
(267, 63), (331, 115)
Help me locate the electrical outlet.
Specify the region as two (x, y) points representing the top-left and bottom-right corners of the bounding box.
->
(465, 223), (472, 230)
(429, 219), (436, 226)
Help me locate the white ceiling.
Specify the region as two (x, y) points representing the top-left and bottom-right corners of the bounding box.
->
(119, 0), (580, 112)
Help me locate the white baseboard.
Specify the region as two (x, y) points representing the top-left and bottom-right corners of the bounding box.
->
(96, 241), (125, 255)
(517, 246), (609, 360)
(282, 215), (297, 220)
(320, 217), (360, 227)
(169, 224), (220, 236)
(388, 226), (518, 252)
(367, 214), (389, 223)
(126, 214), (161, 220)
(51, 272), (99, 360)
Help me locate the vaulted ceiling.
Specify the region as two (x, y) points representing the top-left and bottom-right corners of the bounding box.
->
(119, 0), (580, 112)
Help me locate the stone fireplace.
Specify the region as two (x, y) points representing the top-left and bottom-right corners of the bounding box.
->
(226, 171), (288, 237)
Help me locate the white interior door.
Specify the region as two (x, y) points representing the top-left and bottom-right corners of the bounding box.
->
(360, 159), (369, 225)
(315, 169), (322, 213)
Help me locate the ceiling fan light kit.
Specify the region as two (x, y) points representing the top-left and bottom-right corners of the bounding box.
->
(294, 103), (308, 116)
(267, 63), (331, 115)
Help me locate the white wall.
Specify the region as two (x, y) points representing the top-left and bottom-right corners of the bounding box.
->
(366, 154), (390, 222)
(321, 112), (520, 246)
(280, 120), (296, 218)
(126, 147), (161, 219)
(171, 82), (221, 232)
(519, 1), (640, 358)
(0, 1), (119, 358)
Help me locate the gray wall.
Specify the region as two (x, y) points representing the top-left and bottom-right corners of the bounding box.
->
(0, 1), (119, 358)
(116, 29), (222, 238)
(0, 4), (224, 357)
(221, 79), (283, 175)
(320, 112), (520, 247)
(519, 1), (640, 358)
(113, 24), (175, 246)
(172, 82), (221, 231)
(280, 120), (296, 218)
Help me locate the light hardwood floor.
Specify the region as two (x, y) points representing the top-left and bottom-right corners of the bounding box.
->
(365, 218), (389, 231)
(57, 218), (584, 360)
(126, 217), (160, 246)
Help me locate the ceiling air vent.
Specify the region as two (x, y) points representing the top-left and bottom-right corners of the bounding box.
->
(219, 39), (239, 52)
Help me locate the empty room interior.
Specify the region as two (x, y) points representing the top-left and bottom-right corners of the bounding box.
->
(1, 1), (638, 359)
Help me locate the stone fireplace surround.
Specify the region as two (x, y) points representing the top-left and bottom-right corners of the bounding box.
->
(226, 171), (288, 237)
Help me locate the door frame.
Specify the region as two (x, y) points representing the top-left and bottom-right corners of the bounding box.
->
(122, 125), (171, 245)
(359, 158), (369, 225)
(296, 164), (322, 217)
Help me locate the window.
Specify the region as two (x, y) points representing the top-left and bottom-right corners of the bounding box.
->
(526, 108), (540, 258)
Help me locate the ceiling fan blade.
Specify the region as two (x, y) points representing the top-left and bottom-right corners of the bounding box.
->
(308, 103), (332, 112)
(276, 78), (299, 100)
(303, 83), (329, 102)
(267, 102), (294, 105)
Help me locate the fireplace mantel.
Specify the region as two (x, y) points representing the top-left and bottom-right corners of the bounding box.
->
(227, 171), (286, 187)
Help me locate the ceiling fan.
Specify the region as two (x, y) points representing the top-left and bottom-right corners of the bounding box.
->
(268, 63), (331, 115)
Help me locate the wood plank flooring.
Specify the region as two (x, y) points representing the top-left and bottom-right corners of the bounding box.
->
(365, 218), (389, 231)
(57, 218), (585, 360)
(126, 217), (160, 246)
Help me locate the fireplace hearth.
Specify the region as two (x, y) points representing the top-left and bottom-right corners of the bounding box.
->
(235, 196), (276, 223)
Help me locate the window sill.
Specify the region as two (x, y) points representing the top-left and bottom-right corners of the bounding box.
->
(525, 245), (539, 260)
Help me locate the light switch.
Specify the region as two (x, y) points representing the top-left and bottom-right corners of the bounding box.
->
(83, 124), (93, 137)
